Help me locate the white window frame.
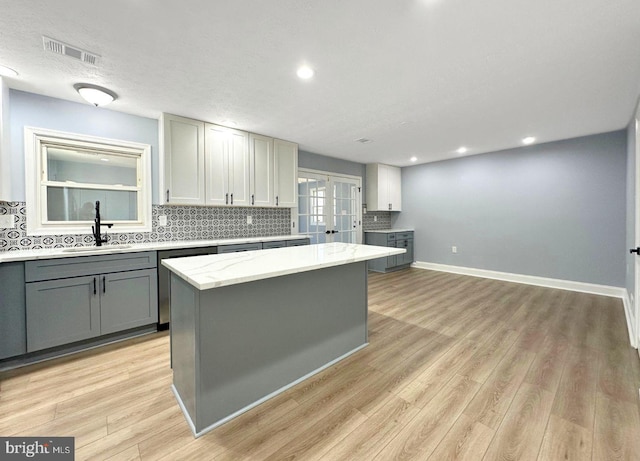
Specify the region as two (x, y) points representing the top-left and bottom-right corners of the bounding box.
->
(25, 127), (152, 236)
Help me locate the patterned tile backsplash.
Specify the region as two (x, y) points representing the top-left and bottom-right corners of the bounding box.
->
(0, 201), (292, 251)
(362, 211), (392, 230)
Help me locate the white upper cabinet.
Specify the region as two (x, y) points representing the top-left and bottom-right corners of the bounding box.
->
(249, 134), (274, 207)
(274, 139), (298, 208)
(205, 124), (250, 206)
(161, 113), (205, 205)
(366, 163), (402, 211)
(161, 113), (297, 208)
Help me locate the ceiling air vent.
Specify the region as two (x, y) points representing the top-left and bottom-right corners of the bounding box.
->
(42, 36), (100, 66)
(355, 138), (373, 144)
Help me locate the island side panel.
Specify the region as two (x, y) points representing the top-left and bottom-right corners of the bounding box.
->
(170, 273), (199, 426)
(195, 261), (368, 431)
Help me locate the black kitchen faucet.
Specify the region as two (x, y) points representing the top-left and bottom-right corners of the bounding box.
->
(92, 200), (113, 246)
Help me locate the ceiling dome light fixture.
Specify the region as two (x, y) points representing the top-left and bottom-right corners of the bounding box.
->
(456, 146), (468, 154)
(0, 65), (19, 78)
(410, 156), (417, 162)
(522, 136), (536, 145)
(296, 65), (314, 79)
(73, 83), (117, 107)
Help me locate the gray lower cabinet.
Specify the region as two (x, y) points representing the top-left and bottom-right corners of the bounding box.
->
(0, 262), (27, 360)
(25, 252), (158, 353)
(100, 269), (158, 334)
(365, 231), (414, 272)
(26, 275), (101, 352)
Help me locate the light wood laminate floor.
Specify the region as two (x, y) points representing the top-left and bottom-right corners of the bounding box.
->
(2, 268), (640, 460)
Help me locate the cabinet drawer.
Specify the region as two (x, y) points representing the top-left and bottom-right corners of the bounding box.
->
(386, 233), (396, 242)
(262, 241), (287, 249)
(396, 232), (413, 240)
(218, 243), (263, 253)
(25, 251), (157, 282)
(286, 238), (310, 247)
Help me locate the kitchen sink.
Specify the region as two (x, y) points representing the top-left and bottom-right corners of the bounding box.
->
(62, 245), (132, 253)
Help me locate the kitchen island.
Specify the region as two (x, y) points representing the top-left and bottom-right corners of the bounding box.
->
(162, 242), (405, 437)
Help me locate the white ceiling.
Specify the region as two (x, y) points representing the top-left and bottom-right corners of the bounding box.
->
(1, 0), (639, 166)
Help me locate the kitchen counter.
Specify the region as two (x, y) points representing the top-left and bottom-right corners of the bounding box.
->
(0, 235), (307, 263)
(162, 241), (405, 290)
(364, 228), (414, 233)
(166, 242), (405, 437)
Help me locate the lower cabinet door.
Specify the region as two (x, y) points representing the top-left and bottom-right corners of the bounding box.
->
(26, 275), (101, 352)
(100, 269), (158, 335)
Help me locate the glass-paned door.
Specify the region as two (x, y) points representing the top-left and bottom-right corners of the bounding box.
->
(298, 171), (362, 244)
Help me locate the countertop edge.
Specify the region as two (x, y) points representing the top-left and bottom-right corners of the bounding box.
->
(0, 235), (310, 263)
(163, 243), (406, 290)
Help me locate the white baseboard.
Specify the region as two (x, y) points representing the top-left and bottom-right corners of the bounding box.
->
(412, 261), (637, 348)
(621, 291), (637, 349)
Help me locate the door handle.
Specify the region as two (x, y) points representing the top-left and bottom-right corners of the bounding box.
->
(276, 196), (279, 206)
(225, 193), (229, 205)
(251, 194), (255, 205)
(630, 247), (640, 254)
(93, 277), (96, 295)
(230, 193), (233, 205)
(325, 230), (331, 234)
(103, 276), (106, 293)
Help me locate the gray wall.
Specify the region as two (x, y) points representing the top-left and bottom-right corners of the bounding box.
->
(393, 131), (627, 287)
(9, 90), (159, 203)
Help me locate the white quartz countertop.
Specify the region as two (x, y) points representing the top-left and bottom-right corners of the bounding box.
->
(162, 242), (406, 290)
(0, 235), (308, 263)
(364, 229), (414, 234)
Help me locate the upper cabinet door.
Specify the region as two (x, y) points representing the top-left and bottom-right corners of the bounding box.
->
(250, 134), (274, 207)
(366, 163), (402, 211)
(162, 114), (205, 205)
(204, 124), (249, 206)
(274, 139), (298, 207)
(385, 164), (402, 211)
(228, 129), (250, 206)
(204, 124), (229, 206)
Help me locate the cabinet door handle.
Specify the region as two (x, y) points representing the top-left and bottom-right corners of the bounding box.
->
(231, 193), (233, 205)
(166, 189), (170, 203)
(93, 277), (96, 295)
(276, 196), (279, 206)
(251, 194), (255, 205)
(103, 276), (106, 294)
(225, 193), (229, 205)
(388, 203), (392, 210)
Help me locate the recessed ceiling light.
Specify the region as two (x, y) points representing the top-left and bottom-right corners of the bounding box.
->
(410, 156), (417, 162)
(296, 65), (314, 79)
(0, 65), (18, 78)
(456, 146), (468, 154)
(221, 120), (238, 128)
(74, 83), (117, 106)
(522, 136), (536, 145)
(100, 158), (110, 162)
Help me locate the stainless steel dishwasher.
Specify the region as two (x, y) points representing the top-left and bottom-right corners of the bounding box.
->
(157, 246), (218, 329)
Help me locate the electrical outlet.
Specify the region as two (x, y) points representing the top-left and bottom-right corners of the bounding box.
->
(0, 214), (15, 228)
(374, 215), (378, 222)
(452, 246), (457, 254)
(158, 215), (167, 226)
(247, 215), (252, 224)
